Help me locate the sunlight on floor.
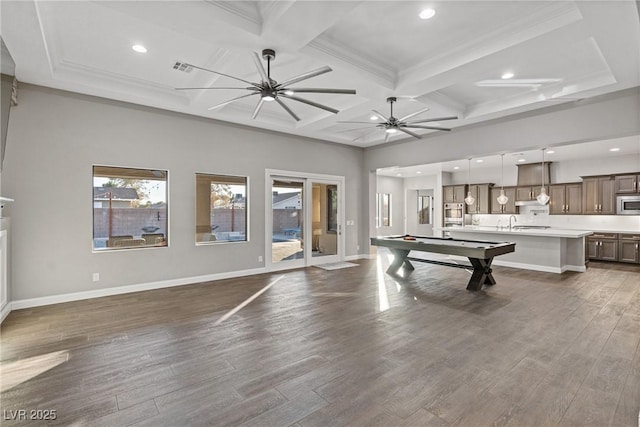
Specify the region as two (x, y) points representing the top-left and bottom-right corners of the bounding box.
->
(0, 350), (69, 392)
(213, 275), (285, 326)
(376, 256), (390, 312)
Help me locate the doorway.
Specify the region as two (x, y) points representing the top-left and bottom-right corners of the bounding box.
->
(267, 170), (344, 270)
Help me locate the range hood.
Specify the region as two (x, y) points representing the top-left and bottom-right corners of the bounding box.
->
(515, 162), (552, 205)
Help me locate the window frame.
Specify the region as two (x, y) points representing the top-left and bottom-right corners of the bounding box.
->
(92, 164), (169, 252)
(195, 173), (249, 245)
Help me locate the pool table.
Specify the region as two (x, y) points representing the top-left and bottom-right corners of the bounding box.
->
(370, 235), (516, 291)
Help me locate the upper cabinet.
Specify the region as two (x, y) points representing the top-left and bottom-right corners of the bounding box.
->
(615, 174), (639, 193)
(490, 187), (516, 214)
(549, 183), (582, 215)
(582, 176), (615, 215)
(466, 184), (494, 214)
(443, 185), (466, 203)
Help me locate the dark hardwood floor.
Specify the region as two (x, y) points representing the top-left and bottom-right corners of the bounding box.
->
(1, 256), (639, 426)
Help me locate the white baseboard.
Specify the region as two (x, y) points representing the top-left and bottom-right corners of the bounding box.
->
(345, 253), (375, 261)
(11, 266), (268, 310)
(492, 260), (586, 274)
(1, 302), (11, 323)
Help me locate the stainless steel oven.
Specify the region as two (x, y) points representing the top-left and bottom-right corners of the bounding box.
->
(444, 203), (464, 226)
(617, 196), (640, 215)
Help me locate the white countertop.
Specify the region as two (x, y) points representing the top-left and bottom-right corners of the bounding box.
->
(439, 226), (593, 238)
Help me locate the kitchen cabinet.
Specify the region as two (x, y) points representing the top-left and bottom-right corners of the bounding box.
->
(615, 174), (639, 193)
(587, 233), (618, 261)
(582, 176), (615, 215)
(516, 186), (542, 201)
(549, 183), (582, 215)
(443, 185), (466, 203)
(466, 184), (493, 214)
(490, 187), (516, 214)
(618, 234), (640, 263)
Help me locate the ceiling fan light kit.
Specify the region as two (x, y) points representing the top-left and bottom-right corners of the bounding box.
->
(175, 49), (356, 122)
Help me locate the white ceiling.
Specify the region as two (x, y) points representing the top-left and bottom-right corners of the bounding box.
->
(1, 1), (639, 147)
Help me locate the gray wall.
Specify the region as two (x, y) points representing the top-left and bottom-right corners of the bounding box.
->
(3, 84), (364, 300)
(375, 175), (405, 236)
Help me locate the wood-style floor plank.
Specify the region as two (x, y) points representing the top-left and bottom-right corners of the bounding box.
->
(1, 258), (638, 426)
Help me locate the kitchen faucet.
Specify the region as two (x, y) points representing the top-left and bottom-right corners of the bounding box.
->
(509, 215), (517, 230)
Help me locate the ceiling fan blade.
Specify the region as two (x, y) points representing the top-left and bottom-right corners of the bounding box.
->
(277, 66), (332, 88)
(398, 107), (431, 122)
(175, 87), (255, 91)
(281, 88), (356, 95)
(252, 98), (265, 120)
(281, 94), (339, 114)
(207, 93), (258, 110)
(252, 52), (272, 89)
(184, 63), (258, 87)
(398, 127), (422, 140)
(275, 98), (300, 121)
(404, 124), (452, 131)
(406, 116), (458, 124)
(371, 110), (389, 122)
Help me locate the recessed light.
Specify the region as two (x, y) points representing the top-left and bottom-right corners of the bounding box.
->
(453, 166), (460, 170)
(396, 173), (402, 177)
(518, 158), (526, 163)
(370, 115), (378, 121)
(476, 159), (484, 163)
(501, 71), (514, 80)
(416, 171), (422, 174)
(609, 148), (620, 152)
(419, 8), (436, 20)
(132, 44), (147, 53)
(546, 150), (555, 154)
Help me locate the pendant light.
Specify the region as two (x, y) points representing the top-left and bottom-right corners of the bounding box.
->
(464, 158), (475, 205)
(496, 154), (509, 205)
(536, 148), (550, 205)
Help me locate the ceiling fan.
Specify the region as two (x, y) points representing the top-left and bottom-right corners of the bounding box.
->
(338, 97), (458, 143)
(174, 49), (356, 122)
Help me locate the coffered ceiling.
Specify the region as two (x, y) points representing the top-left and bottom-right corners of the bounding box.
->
(2, 1), (639, 147)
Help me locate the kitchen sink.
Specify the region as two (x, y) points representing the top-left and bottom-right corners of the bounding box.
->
(512, 225), (551, 230)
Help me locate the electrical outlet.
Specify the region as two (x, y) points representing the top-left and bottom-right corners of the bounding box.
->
(92, 273), (100, 282)
(258, 255), (263, 262)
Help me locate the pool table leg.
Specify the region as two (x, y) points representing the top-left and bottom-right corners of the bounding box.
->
(387, 249), (414, 274)
(467, 257), (496, 291)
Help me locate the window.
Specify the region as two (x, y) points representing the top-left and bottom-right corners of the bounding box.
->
(327, 185), (338, 233)
(93, 166), (168, 250)
(196, 173), (247, 244)
(418, 195), (432, 224)
(376, 193), (391, 227)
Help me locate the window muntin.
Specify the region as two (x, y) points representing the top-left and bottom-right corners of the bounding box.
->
(196, 174), (248, 244)
(93, 166), (168, 251)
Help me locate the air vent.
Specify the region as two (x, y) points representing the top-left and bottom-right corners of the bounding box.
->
(173, 62), (193, 73)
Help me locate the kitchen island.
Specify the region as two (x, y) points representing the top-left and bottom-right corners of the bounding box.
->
(439, 226), (593, 273)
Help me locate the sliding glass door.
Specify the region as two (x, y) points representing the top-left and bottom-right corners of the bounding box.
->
(267, 171), (344, 270)
(271, 178), (305, 269)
